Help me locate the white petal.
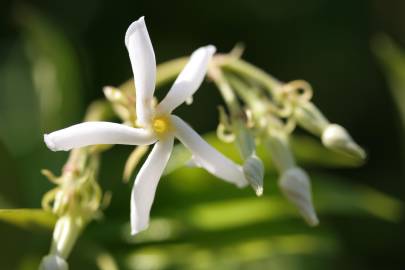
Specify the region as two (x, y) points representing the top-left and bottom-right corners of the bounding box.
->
(171, 115), (248, 188)
(125, 16), (156, 126)
(130, 137), (174, 235)
(156, 45), (216, 114)
(44, 122), (156, 151)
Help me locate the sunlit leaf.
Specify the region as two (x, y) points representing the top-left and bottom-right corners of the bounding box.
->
(122, 234), (338, 270)
(91, 171), (402, 246)
(0, 208), (56, 230)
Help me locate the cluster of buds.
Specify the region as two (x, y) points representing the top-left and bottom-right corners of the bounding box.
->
(39, 102), (112, 270)
(209, 49), (365, 226)
(40, 148), (103, 269)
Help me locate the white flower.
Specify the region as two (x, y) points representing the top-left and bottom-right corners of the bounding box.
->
(44, 17), (248, 235)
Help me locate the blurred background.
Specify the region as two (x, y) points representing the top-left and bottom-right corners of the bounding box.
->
(0, 0), (404, 269)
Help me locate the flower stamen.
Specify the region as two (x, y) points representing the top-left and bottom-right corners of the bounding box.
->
(152, 115), (173, 138)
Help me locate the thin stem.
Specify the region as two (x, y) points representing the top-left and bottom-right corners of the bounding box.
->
(215, 55), (283, 99)
(208, 64), (241, 116)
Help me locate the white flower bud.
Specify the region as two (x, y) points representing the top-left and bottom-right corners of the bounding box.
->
(279, 167), (319, 226)
(243, 154), (264, 196)
(322, 124), (366, 160)
(103, 86), (124, 103)
(39, 255), (68, 270)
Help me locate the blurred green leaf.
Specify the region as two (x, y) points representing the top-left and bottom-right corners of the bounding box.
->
(0, 209), (56, 230)
(123, 234), (338, 270)
(92, 170), (402, 247)
(372, 34), (405, 126)
(16, 5), (84, 131)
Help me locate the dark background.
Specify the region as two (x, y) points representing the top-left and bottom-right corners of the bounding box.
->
(0, 0), (404, 269)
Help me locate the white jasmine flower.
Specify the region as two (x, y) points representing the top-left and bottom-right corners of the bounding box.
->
(44, 17), (248, 235)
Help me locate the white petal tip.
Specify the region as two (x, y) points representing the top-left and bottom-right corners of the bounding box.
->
(205, 45), (216, 55)
(44, 134), (57, 152)
(125, 16), (147, 47)
(307, 215), (320, 227)
(130, 223), (147, 236)
(236, 179), (249, 189)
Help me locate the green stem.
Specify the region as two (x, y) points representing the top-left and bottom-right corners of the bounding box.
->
(216, 55), (283, 99)
(208, 64), (241, 116)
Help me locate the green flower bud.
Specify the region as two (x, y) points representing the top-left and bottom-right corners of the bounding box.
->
(294, 102), (329, 136)
(243, 154), (264, 196)
(279, 167), (319, 226)
(267, 132), (295, 172)
(39, 255), (68, 270)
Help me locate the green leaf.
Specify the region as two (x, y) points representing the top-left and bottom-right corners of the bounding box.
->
(372, 34), (405, 126)
(0, 208), (56, 230)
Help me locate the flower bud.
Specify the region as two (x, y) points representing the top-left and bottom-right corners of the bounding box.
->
(279, 167), (319, 226)
(39, 255), (68, 270)
(103, 86), (125, 103)
(51, 215), (84, 259)
(267, 132), (295, 172)
(234, 121), (256, 159)
(243, 154), (264, 196)
(322, 124), (366, 160)
(294, 102), (329, 136)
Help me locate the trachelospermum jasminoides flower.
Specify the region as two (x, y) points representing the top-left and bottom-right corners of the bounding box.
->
(44, 17), (249, 235)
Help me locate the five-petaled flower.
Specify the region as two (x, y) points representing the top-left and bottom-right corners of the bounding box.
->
(44, 17), (248, 235)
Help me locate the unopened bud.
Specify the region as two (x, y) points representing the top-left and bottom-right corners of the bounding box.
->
(267, 132), (295, 172)
(39, 254), (68, 270)
(322, 124), (365, 160)
(243, 154), (264, 196)
(51, 215), (83, 259)
(234, 121), (256, 159)
(103, 86), (124, 103)
(279, 167), (319, 226)
(103, 86), (133, 122)
(294, 102), (329, 136)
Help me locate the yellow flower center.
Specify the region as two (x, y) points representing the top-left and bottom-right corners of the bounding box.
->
(152, 115), (172, 138)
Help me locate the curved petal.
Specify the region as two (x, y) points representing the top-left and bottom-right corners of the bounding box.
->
(171, 115), (248, 188)
(156, 45), (216, 114)
(130, 137), (174, 235)
(44, 122), (156, 151)
(125, 16), (156, 126)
